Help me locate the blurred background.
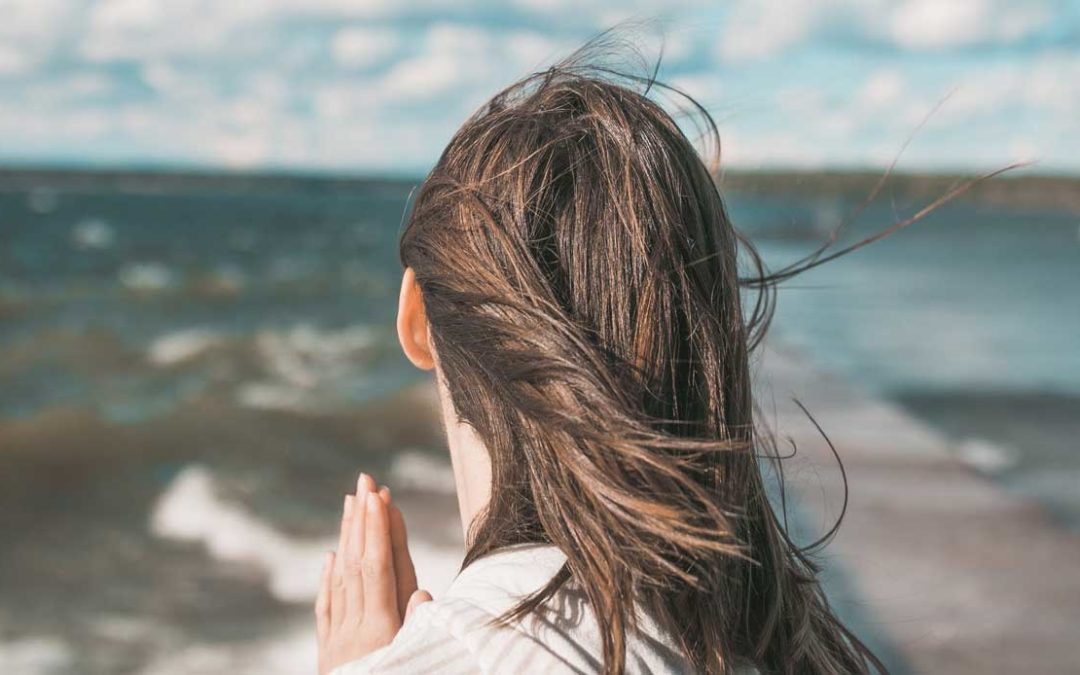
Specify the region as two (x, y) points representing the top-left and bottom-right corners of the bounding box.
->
(1, 1), (1078, 674)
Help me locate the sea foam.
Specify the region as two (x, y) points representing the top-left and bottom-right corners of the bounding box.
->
(956, 437), (1017, 473)
(120, 262), (174, 292)
(148, 329), (221, 366)
(71, 217), (115, 249)
(389, 449), (457, 496)
(0, 636), (72, 673)
(235, 322), (379, 412)
(151, 464), (462, 604)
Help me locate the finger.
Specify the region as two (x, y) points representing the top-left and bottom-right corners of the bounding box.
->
(345, 476), (376, 622)
(404, 589), (433, 622)
(316, 551), (334, 643)
(331, 495), (354, 627)
(388, 503), (419, 617)
(361, 491), (398, 625)
(375, 486), (417, 617)
(357, 471), (377, 497)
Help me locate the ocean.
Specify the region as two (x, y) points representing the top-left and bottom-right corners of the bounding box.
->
(0, 169), (1076, 673)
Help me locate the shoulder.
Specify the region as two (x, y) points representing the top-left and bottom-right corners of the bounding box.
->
(330, 594), (577, 675)
(328, 599), (475, 675)
(331, 545), (577, 674)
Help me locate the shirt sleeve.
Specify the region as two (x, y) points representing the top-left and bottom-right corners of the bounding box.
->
(329, 602), (481, 675)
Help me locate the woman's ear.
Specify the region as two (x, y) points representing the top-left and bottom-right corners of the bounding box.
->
(396, 267), (436, 370)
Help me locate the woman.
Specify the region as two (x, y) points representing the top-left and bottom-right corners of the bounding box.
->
(313, 42), (893, 675)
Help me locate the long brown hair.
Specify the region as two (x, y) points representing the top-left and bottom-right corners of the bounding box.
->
(399, 33), (1010, 674)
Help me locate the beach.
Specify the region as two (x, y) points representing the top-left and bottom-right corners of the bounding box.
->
(1, 170), (1077, 673)
(7, 339), (1078, 674)
(760, 341), (1080, 675)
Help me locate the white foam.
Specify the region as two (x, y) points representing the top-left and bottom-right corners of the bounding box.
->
(235, 382), (312, 413)
(956, 437), (1017, 473)
(72, 217), (115, 249)
(151, 465), (328, 603)
(235, 323), (378, 412)
(137, 622), (315, 675)
(151, 465), (462, 604)
(120, 262), (174, 292)
(148, 329), (220, 366)
(145, 464), (464, 675)
(389, 449), (457, 496)
(255, 323), (375, 388)
(0, 636), (72, 673)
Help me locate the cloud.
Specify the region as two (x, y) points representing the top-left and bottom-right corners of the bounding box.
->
(716, 1), (822, 62)
(0, 0), (1076, 173)
(331, 26), (401, 68)
(377, 24), (487, 102)
(887, 0), (1052, 50)
(714, 0), (1060, 62)
(0, 45), (33, 75)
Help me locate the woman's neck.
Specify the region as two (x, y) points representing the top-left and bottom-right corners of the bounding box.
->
(435, 373), (493, 543)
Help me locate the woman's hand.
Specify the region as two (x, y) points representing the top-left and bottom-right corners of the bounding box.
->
(316, 473), (433, 675)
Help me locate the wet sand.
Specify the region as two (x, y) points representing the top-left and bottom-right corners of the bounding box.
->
(758, 341), (1080, 675)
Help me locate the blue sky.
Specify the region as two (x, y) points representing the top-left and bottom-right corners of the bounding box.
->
(1, 0), (1077, 175)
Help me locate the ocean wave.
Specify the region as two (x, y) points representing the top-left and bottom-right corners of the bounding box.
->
(136, 623), (315, 675)
(151, 464), (330, 603)
(255, 323), (375, 388)
(0, 636), (72, 674)
(389, 449), (457, 496)
(956, 437), (1017, 473)
(71, 218), (115, 250)
(147, 329), (222, 366)
(150, 464), (462, 605)
(234, 382), (312, 413)
(233, 323), (381, 412)
(119, 262), (176, 292)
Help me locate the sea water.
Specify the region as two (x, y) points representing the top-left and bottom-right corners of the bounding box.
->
(1, 172), (1076, 673)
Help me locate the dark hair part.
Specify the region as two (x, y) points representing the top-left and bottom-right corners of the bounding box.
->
(399, 33), (1011, 675)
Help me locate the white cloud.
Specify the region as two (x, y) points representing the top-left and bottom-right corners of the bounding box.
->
(0, 0), (1075, 174)
(0, 0), (71, 72)
(89, 0), (163, 32)
(371, 24), (563, 104)
(379, 52), (464, 102)
(505, 31), (564, 70)
(0, 0), (71, 38)
(717, 1), (821, 62)
(713, 0), (1057, 62)
(888, 0), (1052, 51)
(331, 26), (400, 68)
(858, 69), (905, 109)
(81, 2), (237, 62)
(670, 72), (717, 101)
(0, 44), (33, 75)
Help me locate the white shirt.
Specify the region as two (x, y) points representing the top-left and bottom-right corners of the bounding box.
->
(332, 543), (757, 674)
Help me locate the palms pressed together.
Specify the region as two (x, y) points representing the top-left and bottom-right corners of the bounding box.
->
(315, 473), (432, 675)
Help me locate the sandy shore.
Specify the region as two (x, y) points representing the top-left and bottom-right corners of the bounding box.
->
(758, 341), (1080, 674)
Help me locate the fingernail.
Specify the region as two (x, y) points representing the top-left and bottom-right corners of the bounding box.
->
(380, 485), (391, 498)
(343, 494), (354, 517)
(358, 472), (370, 491)
(366, 491), (379, 513)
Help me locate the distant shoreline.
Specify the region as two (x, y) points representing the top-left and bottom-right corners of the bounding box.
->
(1, 165), (1077, 213)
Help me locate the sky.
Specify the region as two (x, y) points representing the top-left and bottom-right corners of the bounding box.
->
(0, 0), (1077, 175)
